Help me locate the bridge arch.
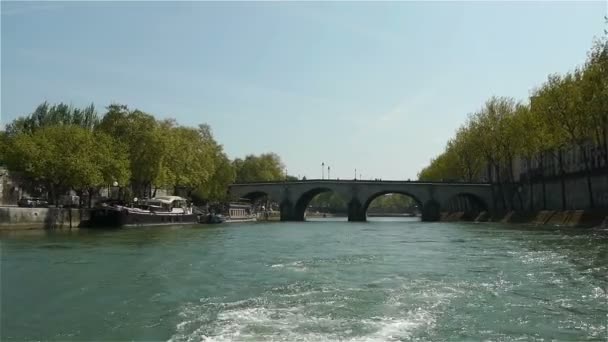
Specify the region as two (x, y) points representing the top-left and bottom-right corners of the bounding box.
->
(356, 191), (441, 222)
(241, 191), (270, 202)
(362, 191), (423, 219)
(293, 187), (347, 221)
(444, 192), (488, 220)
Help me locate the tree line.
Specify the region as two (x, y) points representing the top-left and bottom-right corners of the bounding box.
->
(0, 103), (286, 206)
(417, 38), (608, 210)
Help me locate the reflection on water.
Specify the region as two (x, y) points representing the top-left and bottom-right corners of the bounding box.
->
(1, 220), (606, 341)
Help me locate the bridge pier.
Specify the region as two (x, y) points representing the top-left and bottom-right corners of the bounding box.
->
(347, 198), (366, 222)
(421, 200), (441, 222)
(280, 200), (302, 221)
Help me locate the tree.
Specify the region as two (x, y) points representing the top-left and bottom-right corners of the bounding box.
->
(368, 194), (415, 213)
(449, 125), (483, 182)
(532, 71), (594, 208)
(4, 125), (129, 205)
(156, 124), (215, 195)
(581, 38), (608, 166)
(196, 125), (235, 199)
(418, 151), (460, 182)
(0, 131), (7, 166)
(512, 103), (554, 209)
(6, 102), (98, 137)
(309, 192), (347, 213)
(97, 104), (167, 198)
(234, 153), (285, 183)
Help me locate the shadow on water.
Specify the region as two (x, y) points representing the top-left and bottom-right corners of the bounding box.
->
(0, 224), (229, 252)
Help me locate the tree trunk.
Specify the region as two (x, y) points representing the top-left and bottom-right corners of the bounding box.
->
(580, 145), (595, 208)
(467, 165), (473, 183)
(539, 154), (546, 210)
(495, 163), (507, 209)
(50, 184), (58, 206)
(488, 163), (497, 210)
(508, 156), (515, 183)
(603, 123), (608, 168)
(88, 188), (94, 208)
(558, 149), (566, 210)
(527, 157), (534, 211)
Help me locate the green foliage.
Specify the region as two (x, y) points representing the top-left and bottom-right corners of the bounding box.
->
(97, 105), (166, 195)
(4, 102), (284, 203)
(308, 192), (415, 214)
(309, 192), (347, 213)
(4, 125), (130, 203)
(233, 153), (285, 183)
(368, 194), (415, 213)
(0, 131), (7, 166)
(418, 38), (608, 182)
(6, 102), (98, 136)
(191, 125), (236, 202)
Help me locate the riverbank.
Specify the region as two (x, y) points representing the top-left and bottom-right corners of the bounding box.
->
(441, 209), (608, 229)
(0, 207), (89, 230)
(3, 206), (606, 230)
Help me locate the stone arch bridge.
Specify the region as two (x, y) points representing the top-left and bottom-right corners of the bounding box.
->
(228, 180), (495, 222)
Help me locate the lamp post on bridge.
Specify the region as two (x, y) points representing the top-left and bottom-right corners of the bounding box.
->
(354, 168), (357, 180)
(328, 165), (331, 180)
(322, 162), (325, 180)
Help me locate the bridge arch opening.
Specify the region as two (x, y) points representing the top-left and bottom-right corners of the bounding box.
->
(294, 188), (348, 221)
(445, 193), (488, 221)
(363, 192), (422, 221)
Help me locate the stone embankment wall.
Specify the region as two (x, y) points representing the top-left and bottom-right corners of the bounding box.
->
(0, 207), (90, 230)
(441, 209), (607, 228)
(443, 174), (608, 228)
(514, 173), (608, 210)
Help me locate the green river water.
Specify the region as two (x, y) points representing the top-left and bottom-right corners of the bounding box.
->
(1, 217), (607, 341)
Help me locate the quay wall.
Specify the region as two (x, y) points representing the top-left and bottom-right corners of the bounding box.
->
(441, 209), (608, 228)
(441, 174), (608, 228)
(497, 173), (608, 211)
(0, 207), (90, 230)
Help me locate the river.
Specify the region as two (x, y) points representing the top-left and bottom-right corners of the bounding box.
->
(1, 218), (606, 341)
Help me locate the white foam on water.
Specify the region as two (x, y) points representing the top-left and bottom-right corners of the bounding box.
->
(519, 250), (567, 266)
(170, 304), (436, 342)
(590, 286), (607, 300)
(168, 280), (458, 342)
(270, 261), (308, 272)
(360, 309), (435, 341)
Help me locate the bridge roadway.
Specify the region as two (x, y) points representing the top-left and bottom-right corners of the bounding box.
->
(228, 180), (495, 222)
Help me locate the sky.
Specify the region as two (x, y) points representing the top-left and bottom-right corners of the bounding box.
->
(1, 1), (606, 180)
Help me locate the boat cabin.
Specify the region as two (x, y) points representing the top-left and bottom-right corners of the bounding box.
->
(142, 196), (191, 214)
(228, 202), (252, 218)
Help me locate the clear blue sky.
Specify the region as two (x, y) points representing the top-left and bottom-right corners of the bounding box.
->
(2, 1), (606, 180)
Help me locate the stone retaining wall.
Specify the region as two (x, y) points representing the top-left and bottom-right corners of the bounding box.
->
(0, 207), (90, 230)
(445, 209), (608, 228)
